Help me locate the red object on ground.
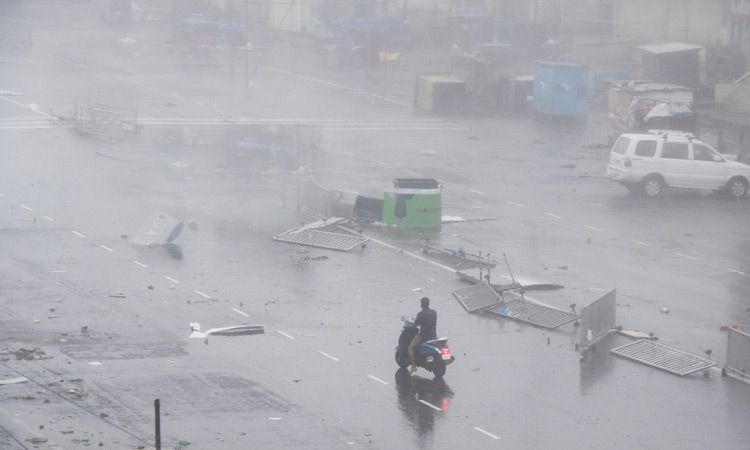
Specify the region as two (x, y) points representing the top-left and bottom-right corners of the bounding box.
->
(121, 234), (128, 239)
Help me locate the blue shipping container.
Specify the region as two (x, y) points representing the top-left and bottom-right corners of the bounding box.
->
(533, 61), (589, 117)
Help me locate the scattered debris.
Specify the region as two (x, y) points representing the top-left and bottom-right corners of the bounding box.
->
(68, 387), (87, 398)
(616, 329), (656, 339)
(148, 285), (154, 290)
(301, 255), (328, 261)
(14, 348), (52, 361)
(88, 361), (102, 366)
(189, 323), (264, 338)
(109, 292), (126, 298)
(265, 299), (278, 306)
(26, 438), (48, 444)
(560, 164), (577, 169)
(0, 377), (28, 385)
(661, 308), (670, 314)
(131, 212), (184, 246)
(720, 325), (745, 331)
(412, 287), (424, 292)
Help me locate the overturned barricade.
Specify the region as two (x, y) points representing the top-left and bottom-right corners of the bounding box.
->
(72, 103), (141, 139)
(576, 289), (617, 351)
(452, 282), (579, 330)
(274, 218), (369, 251)
(723, 327), (750, 381)
(611, 340), (716, 376)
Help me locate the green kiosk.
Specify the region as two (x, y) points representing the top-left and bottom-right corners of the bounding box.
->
(382, 178), (442, 228)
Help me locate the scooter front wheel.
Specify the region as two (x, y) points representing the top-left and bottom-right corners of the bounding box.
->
(395, 349), (409, 368)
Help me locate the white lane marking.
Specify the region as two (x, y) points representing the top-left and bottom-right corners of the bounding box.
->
(318, 351), (340, 362)
(341, 150), (354, 155)
(97, 70), (106, 74)
(474, 427), (501, 440)
(215, 109), (225, 114)
(79, 64), (88, 69)
(238, 116), (248, 120)
(277, 331), (296, 340)
(469, 189), (486, 196)
(506, 200), (524, 207)
(402, 169), (423, 177)
(194, 290), (211, 299)
(418, 399), (442, 411)
(0, 193), (4, 196)
(133, 261), (148, 268)
(116, 75), (124, 80)
(231, 308), (249, 317)
(164, 276), (180, 284)
(370, 159), (386, 165)
(152, 87), (161, 92)
(630, 239), (649, 246)
(19, 204), (32, 211)
(100, 245), (114, 252)
(53, 270), (67, 273)
(42, 215), (55, 222)
(728, 268), (746, 275)
(72, 231), (86, 238)
(544, 212), (561, 219)
(172, 93), (183, 99)
(584, 225), (604, 232)
(212, 104), (221, 108)
(674, 252), (697, 260)
(367, 375), (389, 385)
(194, 101), (204, 106)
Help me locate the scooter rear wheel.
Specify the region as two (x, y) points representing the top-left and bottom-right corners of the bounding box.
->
(432, 360), (446, 377)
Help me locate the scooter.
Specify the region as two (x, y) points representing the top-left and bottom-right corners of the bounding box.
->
(395, 318), (455, 377)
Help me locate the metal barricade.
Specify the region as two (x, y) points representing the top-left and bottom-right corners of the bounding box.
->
(300, 179), (333, 218)
(577, 289), (616, 350)
(0, 20), (32, 46)
(725, 327), (750, 380)
(92, 103), (138, 132)
(72, 103), (140, 139)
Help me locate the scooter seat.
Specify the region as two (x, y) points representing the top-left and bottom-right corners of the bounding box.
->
(427, 337), (448, 346)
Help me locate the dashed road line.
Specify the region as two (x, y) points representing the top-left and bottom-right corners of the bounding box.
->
(194, 101), (204, 106)
(97, 70), (106, 75)
(367, 375), (389, 385)
(318, 351), (340, 362)
(674, 252), (697, 260)
(53, 270), (67, 273)
(172, 93), (183, 99)
(72, 231), (86, 238)
(630, 239), (649, 246)
(42, 215), (54, 222)
(277, 331), (296, 340)
(402, 169), (423, 177)
(506, 200), (524, 207)
(473, 427), (501, 440)
(544, 212), (561, 219)
(100, 245), (114, 252)
(133, 261), (148, 268)
(194, 290), (211, 299)
(231, 308), (249, 317)
(728, 268), (746, 275)
(341, 150), (354, 155)
(164, 276), (180, 284)
(152, 87), (161, 92)
(418, 399), (442, 411)
(584, 225), (604, 232)
(79, 64), (88, 69)
(19, 204), (32, 211)
(370, 159), (386, 165)
(469, 189), (486, 196)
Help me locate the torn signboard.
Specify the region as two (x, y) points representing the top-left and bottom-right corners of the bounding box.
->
(189, 323), (264, 338)
(132, 212), (184, 246)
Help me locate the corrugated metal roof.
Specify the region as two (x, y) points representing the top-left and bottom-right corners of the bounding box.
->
(638, 42), (703, 54)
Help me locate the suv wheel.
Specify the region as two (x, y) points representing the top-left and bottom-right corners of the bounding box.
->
(725, 178), (748, 198)
(641, 176), (663, 197)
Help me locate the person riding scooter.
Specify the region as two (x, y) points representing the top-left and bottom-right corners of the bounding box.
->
(406, 297), (437, 374)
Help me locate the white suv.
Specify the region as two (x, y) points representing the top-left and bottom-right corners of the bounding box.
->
(606, 131), (750, 197)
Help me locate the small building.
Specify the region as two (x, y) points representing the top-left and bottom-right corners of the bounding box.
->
(414, 74), (467, 113)
(639, 42), (703, 88)
(533, 61), (589, 117)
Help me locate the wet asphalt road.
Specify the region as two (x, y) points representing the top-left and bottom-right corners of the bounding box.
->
(2, 1), (750, 449)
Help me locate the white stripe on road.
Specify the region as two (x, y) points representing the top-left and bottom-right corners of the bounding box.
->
(42, 215), (55, 222)
(418, 399), (442, 411)
(544, 212), (561, 219)
(53, 270), (66, 273)
(100, 245), (114, 252)
(318, 351), (340, 362)
(72, 231), (86, 238)
(728, 268), (746, 275)
(194, 290), (211, 299)
(194, 101), (204, 106)
(630, 239), (649, 246)
(584, 225), (604, 232)
(341, 150), (354, 155)
(172, 93), (183, 99)
(473, 427), (501, 440)
(164, 276), (180, 284)
(0, 193), (4, 196)
(133, 261), (148, 268)
(469, 189), (486, 196)
(215, 109), (225, 114)
(505, 200), (524, 207)
(402, 169), (423, 177)
(674, 252), (697, 260)
(370, 159), (386, 165)
(367, 375), (389, 386)
(231, 308), (249, 317)
(277, 331), (296, 340)
(19, 204), (32, 211)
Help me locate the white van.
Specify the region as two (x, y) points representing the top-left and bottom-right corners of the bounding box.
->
(606, 131), (750, 197)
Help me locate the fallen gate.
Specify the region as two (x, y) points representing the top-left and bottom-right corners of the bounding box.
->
(300, 179), (333, 218)
(611, 339), (716, 376)
(0, 20), (32, 46)
(577, 289), (616, 350)
(724, 327), (750, 381)
(452, 283), (579, 329)
(273, 226), (368, 251)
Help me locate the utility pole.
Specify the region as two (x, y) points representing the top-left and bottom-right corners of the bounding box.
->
(154, 399), (161, 450)
(244, 0), (249, 94)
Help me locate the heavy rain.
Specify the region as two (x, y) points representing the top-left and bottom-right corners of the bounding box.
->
(1, 0), (750, 448)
